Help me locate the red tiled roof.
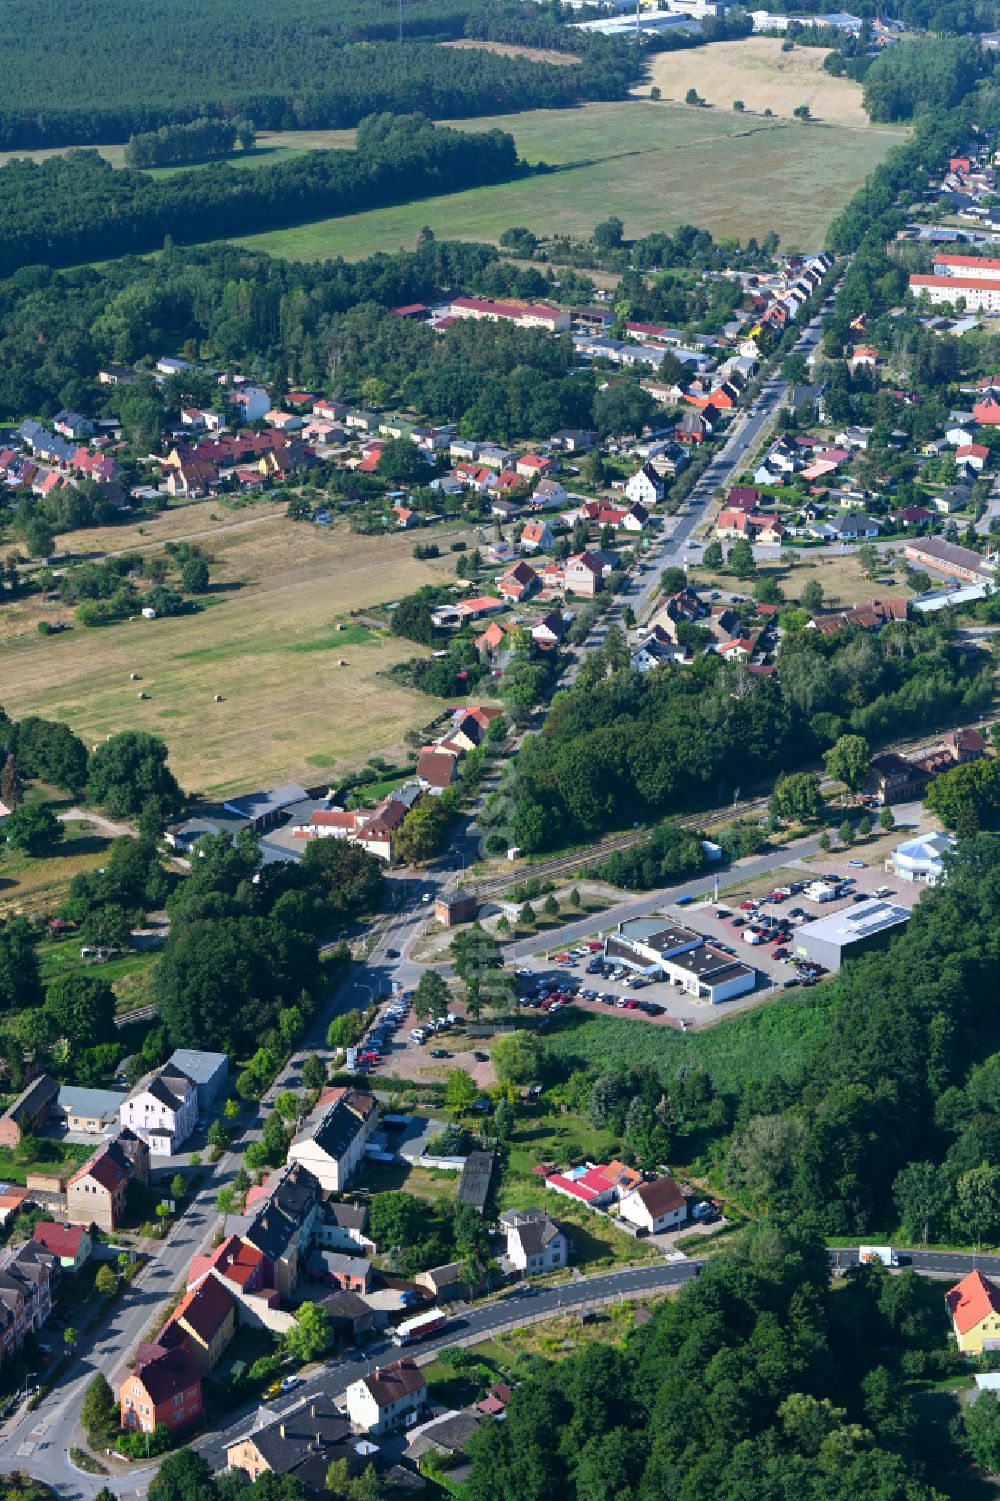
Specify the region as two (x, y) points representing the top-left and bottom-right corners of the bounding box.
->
(946, 1269), (1000, 1335)
(171, 1274), (235, 1344)
(32, 1223), (86, 1259)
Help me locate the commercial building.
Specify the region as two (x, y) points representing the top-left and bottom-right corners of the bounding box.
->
(890, 832), (957, 886)
(793, 898), (910, 972)
(904, 537), (996, 583)
(166, 1050), (229, 1113)
(605, 918), (756, 1003)
(448, 296), (570, 334)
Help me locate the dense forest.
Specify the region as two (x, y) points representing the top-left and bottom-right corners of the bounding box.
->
(505, 620), (993, 853)
(466, 1223), (952, 1501)
(0, 114), (520, 275)
(0, 0), (642, 148)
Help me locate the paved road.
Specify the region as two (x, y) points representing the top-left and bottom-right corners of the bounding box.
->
(193, 1258), (703, 1472)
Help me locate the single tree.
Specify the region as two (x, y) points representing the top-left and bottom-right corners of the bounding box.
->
(4, 801), (63, 856)
(878, 806), (896, 832)
(95, 1264), (117, 1298)
(823, 734), (871, 794)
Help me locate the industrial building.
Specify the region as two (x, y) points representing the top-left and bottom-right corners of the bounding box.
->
(793, 898), (910, 972)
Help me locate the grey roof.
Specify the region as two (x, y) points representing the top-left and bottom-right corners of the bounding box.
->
(3, 1073), (59, 1124)
(167, 1049), (228, 1086)
(458, 1149), (495, 1212)
(796, 897), (910, 949)
(297, 1094), (374, 1163)
(56, 1085), (126, 1120)
(407, 1410), (481, 1458)
(237, 1396), (350, 1474)
(320, 1289), (372, 1323)
(223, 783), (309, 821)
(514, 1219), (562, 1256)
(323, 1201), (367, 1231)
(312, 1250), (371, 1278)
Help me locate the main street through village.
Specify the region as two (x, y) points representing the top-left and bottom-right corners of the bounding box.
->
(0, 293), (861, 1497)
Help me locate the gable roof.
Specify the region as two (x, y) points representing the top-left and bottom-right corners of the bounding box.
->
(32, 1222), (86, 1259)
(946, 1269), (1000, 1334)
(133, 1338), (202, 1405)
(238, 1396), (350, 1474)
(362, 1358), (426, 1408)
(627, 1174), (686, 1219)
(171, 1272), (236, 1344)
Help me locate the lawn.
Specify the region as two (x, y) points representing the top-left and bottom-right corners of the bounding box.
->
(0, 1142), (91, 1186)
(223, 100), (904, 259)
(689, 544), (917, 610)
(0, 510), (485, 798)
(639, 36), (894, 128)
(543, 988), (833, 1096)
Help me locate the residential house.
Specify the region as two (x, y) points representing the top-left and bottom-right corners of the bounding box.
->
(121, 1332), (203, 1436)
(0, 1074), (59, 1149)
(226, 1396), (351, 1484)
(625, 464), (665, 507)
(121, 1063), (198, 1156)
(617, 1176), (687, 1235)
(516, 454), (554, 481)
(287, 1090), (378, 1193)
(565, 552), (603, 596)
(519, 520), (554, 552)
(232, 1162), (324, 1298)
(187, 1234), (269, 1298)
(416, 749), (458, 795)
(167, 1273), (237, 1368)
(834, 512), (881, 541)
(631, 629), (691, 672)
(946, 1270), (1000, 1353)
(345, 1359), (427, 1435)
(499, 1208), (568, 1274)
(31, 1222), (92, 1274)
(531, 478), (566, 509)
(52, 1086), (125, 1135)
(52, 410), (93, 440)
(498, 561), (539, 603)
(531, 611), (567, 647)
(66, 1131), (150, 1234)
(313, 1200), (374, 1256)
(229, 385), (271, 423)
(551, 428), (597, 452)
(0, 1242), (54, 1361)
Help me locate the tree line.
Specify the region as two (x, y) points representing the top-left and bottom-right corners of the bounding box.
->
(0, 0), (639, 150)
(0, 114), (520, 275)
(124, 117), (255, 169)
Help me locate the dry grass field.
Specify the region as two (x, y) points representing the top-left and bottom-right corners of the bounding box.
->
(440, 38), (581, 65)
(639, 37), (883, 128)
(0, 507), (483, 798)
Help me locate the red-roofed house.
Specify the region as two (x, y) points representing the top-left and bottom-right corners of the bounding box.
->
(416, 750), (458, 794)
(476, 621), (508, 655)
(188, 1235), (267, 1296)
(957, 443), (989, 470)
(516, 454), (553, 480)
(169, 1274), (237, 1368)
(31, 1222), (92, 1273)
(520, 520), (554, 552)
(974, 399), (1000, 426)
(946, 1270), (1000, 1353)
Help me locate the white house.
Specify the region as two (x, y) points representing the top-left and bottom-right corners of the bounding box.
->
(889, 832), (957, 886)
(345, 1359), (427, 1435)
(287, 1089), (378, 1191)
(499, 1208), (568, 1273)
(617, 1175), (687, 1235)
(120, 1063), (198, 1156)
(227, 385), (271, 423)
(626, 464), (665, 507)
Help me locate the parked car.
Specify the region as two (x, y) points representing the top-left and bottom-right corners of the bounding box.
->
(473, 1050), (490, 1062)
(430, 1049), (451, 1059)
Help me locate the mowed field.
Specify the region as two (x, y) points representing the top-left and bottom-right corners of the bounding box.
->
(224, 99), (903, 260)
(639, 37), (882, 127)
(0, 505), (481, 798)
